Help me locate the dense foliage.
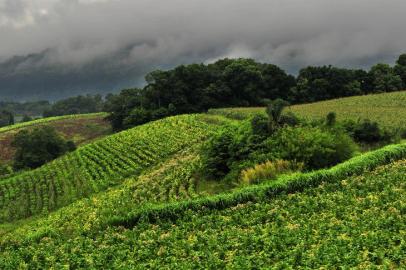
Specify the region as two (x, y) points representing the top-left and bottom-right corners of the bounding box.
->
(106, 54), (406, 131)
(12, 126), (76, 170)
(43, 94), (104, 117)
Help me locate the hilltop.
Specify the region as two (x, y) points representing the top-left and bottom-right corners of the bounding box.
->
(209, 90), (406, 131)
(0, 113), (110, 164)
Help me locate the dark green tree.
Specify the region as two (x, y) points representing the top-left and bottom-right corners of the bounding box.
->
(369, 63), (403, 92)
(394, 54), (406, 88)
(12, 126), (76, 170)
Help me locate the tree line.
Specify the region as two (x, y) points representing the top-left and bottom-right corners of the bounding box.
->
(105, 54), (406, 130)
(1, 54), (406, 130)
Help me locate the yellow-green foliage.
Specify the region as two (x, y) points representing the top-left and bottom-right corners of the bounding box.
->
(209, 91), (406, 130)
(240, 159), (304, 185)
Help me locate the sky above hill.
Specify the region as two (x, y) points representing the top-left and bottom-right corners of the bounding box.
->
(1, 0), (406, 101)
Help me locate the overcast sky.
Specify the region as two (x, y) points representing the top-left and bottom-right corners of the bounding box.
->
(0, 0), (406, 100)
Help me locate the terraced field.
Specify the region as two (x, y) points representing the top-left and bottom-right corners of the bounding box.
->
(0, 114), (231, 222)
(0, 113), (111, 163)
(209, 91), (406, 130)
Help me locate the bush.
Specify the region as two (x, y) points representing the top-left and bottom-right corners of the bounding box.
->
(0, 163), (12, 177)
(201, 126), (237, 179)
(343, 119), (397, 144)
(250, 114), (268, 138)
(12, 126), (76, 170)
(240, 159), (304, 185)
(265, 126), (357, 169)
(279, 112), (300, 127)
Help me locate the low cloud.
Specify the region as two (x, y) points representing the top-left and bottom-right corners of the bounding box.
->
(0, 0), (406, 99)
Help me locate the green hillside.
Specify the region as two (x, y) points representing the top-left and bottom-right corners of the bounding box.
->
(0, 113), (111, 163)
(0, 92), (405, 269)
(0, 114), (231, 222)
(0, 143), (405, 268)
(209, 90), (406, 130)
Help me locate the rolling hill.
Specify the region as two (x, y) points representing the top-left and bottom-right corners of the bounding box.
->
(0, 92), (405, 268)
(0, 113), (111, 164)
(209, 90), (406, 131)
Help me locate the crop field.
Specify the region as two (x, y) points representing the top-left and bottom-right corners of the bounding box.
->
(209, 91), (406, 130)
(0, 114), (231, 222)
(0, 113), (111, 163)
(0, 144), (405, 268)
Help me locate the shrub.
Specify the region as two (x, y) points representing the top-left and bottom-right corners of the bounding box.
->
(12, 126), (76, 170)
(343, 119), (397, 144)
(201, 125), (237, 179)
(0, 163), (12, 177)
(250, 114), (268, 138)
(265, 126), (357, 169)
(325, 112), (336, 127)
(279, 112), (300, 127)
(240, 159), (304, 185)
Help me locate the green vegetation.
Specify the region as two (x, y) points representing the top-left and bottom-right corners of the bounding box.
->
(209, 91), (406, 131)
(0, 141), (405, 268)
(0, 91), (405, 268)
(105, 54), (406, 131)
(0, 113), (111, 165)
(43, 95), (104, 117)
(0, 112), (107, 134)
(12, 126), (76, 170)
(0, 114), (230, 222)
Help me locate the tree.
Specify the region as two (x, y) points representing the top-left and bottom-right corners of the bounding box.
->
(369, 63), (403, 92)
(12, 126), (76, 170)
(266, 99), (290, 133)
(394, 54), (406, 88)
(0, 110), (14, 127)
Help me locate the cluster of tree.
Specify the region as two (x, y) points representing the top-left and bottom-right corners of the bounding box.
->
(43, 94), (104, 117)
(0, 101), (50, 117)
(106, 54), (406, 131)
(0, 110), (14, 127)
(201, 101), (398, 184)
(201, 101), (357, 183)
(11, 126), (76, 171)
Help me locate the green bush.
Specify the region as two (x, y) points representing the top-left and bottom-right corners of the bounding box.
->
(201, 126), (236, 179)
(12, 126), (76, 170)
(343, 119), (397, 144)
(265, 126), (357, 169)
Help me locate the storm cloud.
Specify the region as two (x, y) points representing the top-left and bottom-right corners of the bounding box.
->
(0, 0), (406, 100)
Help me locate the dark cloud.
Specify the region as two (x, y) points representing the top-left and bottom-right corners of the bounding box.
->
(0, 0), (405, 100)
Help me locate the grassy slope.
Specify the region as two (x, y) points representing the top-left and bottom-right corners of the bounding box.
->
(0, 113), (111, 163)
(0, 114), (231, 223)
(209, 90), (406, 130)
(0, 147), (405, 268)
(1, 93), (406, 268)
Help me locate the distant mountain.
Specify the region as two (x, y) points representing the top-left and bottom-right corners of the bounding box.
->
(0, 48), (148, 101)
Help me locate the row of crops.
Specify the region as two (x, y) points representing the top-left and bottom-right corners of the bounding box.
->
(0, 148), (204, 240)
(209, 91), (406, 131)
(0, 112), (107, 134)
(0, 149), (405, 268)
(0, 114), (230, 222)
